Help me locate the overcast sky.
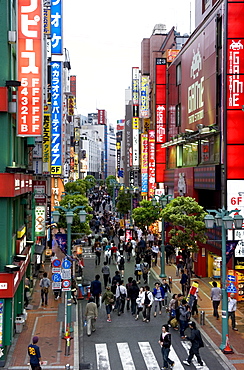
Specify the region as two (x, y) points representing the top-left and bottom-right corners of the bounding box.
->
(63, 0), (195, 125)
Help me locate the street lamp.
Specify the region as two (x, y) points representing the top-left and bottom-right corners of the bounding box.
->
(151, 194), (173, 278)
(204, 207), (243, 352)
(52, 204), (87, 335)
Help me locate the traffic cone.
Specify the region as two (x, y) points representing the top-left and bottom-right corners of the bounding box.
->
(223, 334), (234, 354)
(77, 284), (84, 300)
(86, 285), (91, 300)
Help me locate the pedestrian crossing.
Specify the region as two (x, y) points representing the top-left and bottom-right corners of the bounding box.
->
(95, 341), (209, 370)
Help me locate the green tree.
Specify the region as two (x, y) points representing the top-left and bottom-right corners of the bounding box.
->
(161, 196), (207, 252)
(132, 200), (161, 230)
(64, 179), (86, 196)
(84, 175), (96, 190)
(57, 194), (92, 236)
(105, 175), (116, 196)
(116, 188), (131, 215)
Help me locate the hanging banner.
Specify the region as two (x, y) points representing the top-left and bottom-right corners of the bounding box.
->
(35, 206), (46, 237)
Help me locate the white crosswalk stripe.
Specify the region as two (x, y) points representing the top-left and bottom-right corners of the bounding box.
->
(138, 342), (160, 370)
(95, 343), (111, 370)
(94, 340), (209, 370)
(117, 343), (136, 370)
(181, 340), (209, 369)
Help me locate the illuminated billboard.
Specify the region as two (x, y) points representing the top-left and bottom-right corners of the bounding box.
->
(50, 0), (63, 55)
(132, 67), (140, 167)
(51, 62), (62, 175)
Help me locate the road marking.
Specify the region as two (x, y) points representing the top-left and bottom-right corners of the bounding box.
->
(95, 343), (111, 370)
(138, 341), (160, 370)
(117, 342), (136, 369)
(168, 345), (185, 369)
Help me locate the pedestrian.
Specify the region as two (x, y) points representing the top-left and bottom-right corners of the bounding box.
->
(95, 241), (102, 266)
(134, 258), (142, 283)
(101, 261), (110, 288)
(126, 277), (133, 311)
(211, 281), (221, 320)
(183, 321), (204, 367)
(147, 231), (154, 248)
(39, 272), (51, 307)
(84, 296), (98, 336)
(141, 259), (150, 284)
(142, 285), (154, 322)
(151, 243), (159, 266)
(165, 244), (175, 265)
(152, 282), (165, 317)
(125, 239), (133, 261)
(128, 280), (140, 315)
(176, 252), (184, 276)
(168, 293), (178, 327)
(71, 277), (77, 304)
(161, 278), (171, 307)
(228, 293), (238, 331)
(28, 336), (42, 370)
(179, 299), (191, 339)
(90, 274), (102, 307)
(191, 282), (202, 316)
(102, 286), (114, 322)
(135, 286), (144, 320)
(180, 269), (188, 296)
(115, 280), (127, 315)
(158, 324), (175, 370)
(118, 254), (125, 277)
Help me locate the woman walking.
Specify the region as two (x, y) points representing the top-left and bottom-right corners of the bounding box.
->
(152, 282), (165, 317)
(158, 324), (175, 369)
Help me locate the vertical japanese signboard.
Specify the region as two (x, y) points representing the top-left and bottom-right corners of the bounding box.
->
(35, 206), (46, 237)
(140, 76), (149, 118)
(51, 62), (62, 175)
(226, 0), (244, 182)
(51, 0), (63, 55)
(43, 105), (51, 174)
(148, 130), (156, 198)
(132, 67), (140, 168)
(155, 58), (167, 183)
(141, 134), (148, 195)
(17, 0), (42, 136)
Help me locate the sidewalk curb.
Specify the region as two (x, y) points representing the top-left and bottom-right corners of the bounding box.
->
(150, 267), (236, 370)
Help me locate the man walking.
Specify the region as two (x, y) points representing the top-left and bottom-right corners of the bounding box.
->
(39, 272), (51, 307)
(84, 296), (98, 336)
(211, 281), (221, 320)
(101, 261), (110, 288)
(142, 285), (154, 322)
(228, 293), (238, 331)
(183, 321), (204, 367)
(90, 274), (102, 307)
(28, 336), (42, 370)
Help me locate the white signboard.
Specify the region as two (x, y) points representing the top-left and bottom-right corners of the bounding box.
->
(61, 269), (71, 280)
(52, 282), (61, 290)
(227, 180), (244, 220)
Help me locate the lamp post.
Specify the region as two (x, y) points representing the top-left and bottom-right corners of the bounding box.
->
(151, 194), (173, 278)
(52, 204), (87, 335)
(204, 208), (243, 351)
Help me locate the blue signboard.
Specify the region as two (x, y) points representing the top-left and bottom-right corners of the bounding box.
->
(51, 61), (62, 175)
(226, 283), (237, 293)
(51, 0), (63, 55)
(227, 275), (236, 282)
(52, 273), (61, 282)
(52, 259), (61, 268)
(62, 259), (71, 269)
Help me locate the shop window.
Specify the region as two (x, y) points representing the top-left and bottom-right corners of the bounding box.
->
(182, 142), (198, 167)
(202, 0), (211, 13)
(200, 135), (220, 164)
(168, 146), (176, 169)
(176, 63), (181, 85)
(177, 145), (183, 167)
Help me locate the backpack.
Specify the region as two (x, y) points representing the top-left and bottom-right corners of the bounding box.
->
(142, 262), (149, 274)
(196, 330), (204, 348)
(175, 306), (180, 320)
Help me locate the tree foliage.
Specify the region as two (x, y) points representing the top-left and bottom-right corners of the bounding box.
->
(132, 200), (161, 230)
(116, 189), (131, 215)
(84, 175), (96, 190)
(160, 196), (207, 252)
(57, 194), (92, 236)
(64, 180), (86, 196)
(105, 175), (117, 196)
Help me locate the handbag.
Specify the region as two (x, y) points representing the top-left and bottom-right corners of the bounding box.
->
(138, 271), (142, 275)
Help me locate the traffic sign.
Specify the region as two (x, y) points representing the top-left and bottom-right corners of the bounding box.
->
(62, 279), (71, 291)
(226, 283), (237, 293)
(52, 282), (61, 290)
(52, 259), (61, 268)
(227, 275), (236, 282)
(52, 267), (61, 273)
(61, 269), (71, 280)
(52, 273), (61, 282)
(62, 259), (71, 269)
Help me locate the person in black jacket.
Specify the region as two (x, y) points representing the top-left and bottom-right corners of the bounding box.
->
(183, 321), (204, 367)
(90, 275), (102, 307)
(158, 324), (174, 369)
(128, 280), (140, 315)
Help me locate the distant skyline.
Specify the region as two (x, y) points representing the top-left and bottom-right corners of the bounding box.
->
(63, 0), (195, 125)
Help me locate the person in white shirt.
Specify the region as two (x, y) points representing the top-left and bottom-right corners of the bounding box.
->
(228, 293), (238, 331)
(152, 244), (159, 266)
(141, 285), (154, 322)
(115, 281), (127, 316)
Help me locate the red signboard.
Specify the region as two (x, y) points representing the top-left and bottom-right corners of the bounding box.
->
(97, 109), (106, 125)
(0, 174), (32, 197)
(226, 0), (244, 180)
(17, 0), (42, 136)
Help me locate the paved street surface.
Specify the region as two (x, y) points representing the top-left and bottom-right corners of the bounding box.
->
(4, 241), (244, 369)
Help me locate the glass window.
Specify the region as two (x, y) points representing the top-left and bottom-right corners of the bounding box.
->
(200, 135), (220, 164)
(182, 142), (198, 166)
(177, 145), (183, 167)
(176, 63), (181, 85)
(168, 146), (176, 169)
(176, 104), (181, 127)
